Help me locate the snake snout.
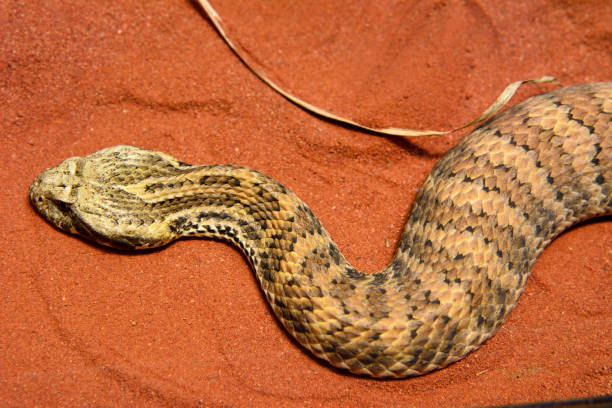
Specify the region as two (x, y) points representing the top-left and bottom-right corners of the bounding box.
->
(29, 166), (80, 234)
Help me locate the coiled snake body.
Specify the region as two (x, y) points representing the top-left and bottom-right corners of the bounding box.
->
(30, 83), (611, 378)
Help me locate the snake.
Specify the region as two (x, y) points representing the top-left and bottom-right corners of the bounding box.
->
(29, 82), (611, 378)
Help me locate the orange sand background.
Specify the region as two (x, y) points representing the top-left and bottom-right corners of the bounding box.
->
(1, 1), (610, 406)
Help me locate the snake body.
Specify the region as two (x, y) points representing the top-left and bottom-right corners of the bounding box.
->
(30, 83), (611, 378)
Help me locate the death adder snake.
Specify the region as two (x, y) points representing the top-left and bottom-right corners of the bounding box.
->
(30, 83), (611, 378)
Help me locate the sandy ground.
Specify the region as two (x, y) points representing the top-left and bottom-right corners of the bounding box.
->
(1, 1), (611, 407)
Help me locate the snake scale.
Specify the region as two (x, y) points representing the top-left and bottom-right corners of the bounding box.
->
(30, 83), (611, 378)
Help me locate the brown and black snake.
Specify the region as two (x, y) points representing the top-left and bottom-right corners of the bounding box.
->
(29, 82), (611, 378)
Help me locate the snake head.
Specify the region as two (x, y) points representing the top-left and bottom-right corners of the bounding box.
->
(30, 146), (181, 249)
(29, 155), (89, 237)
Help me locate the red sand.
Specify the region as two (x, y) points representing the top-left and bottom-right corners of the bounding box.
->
(1, 1), (610, 406)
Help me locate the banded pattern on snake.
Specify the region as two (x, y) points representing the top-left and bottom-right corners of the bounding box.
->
(29, 83), (611, 378)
